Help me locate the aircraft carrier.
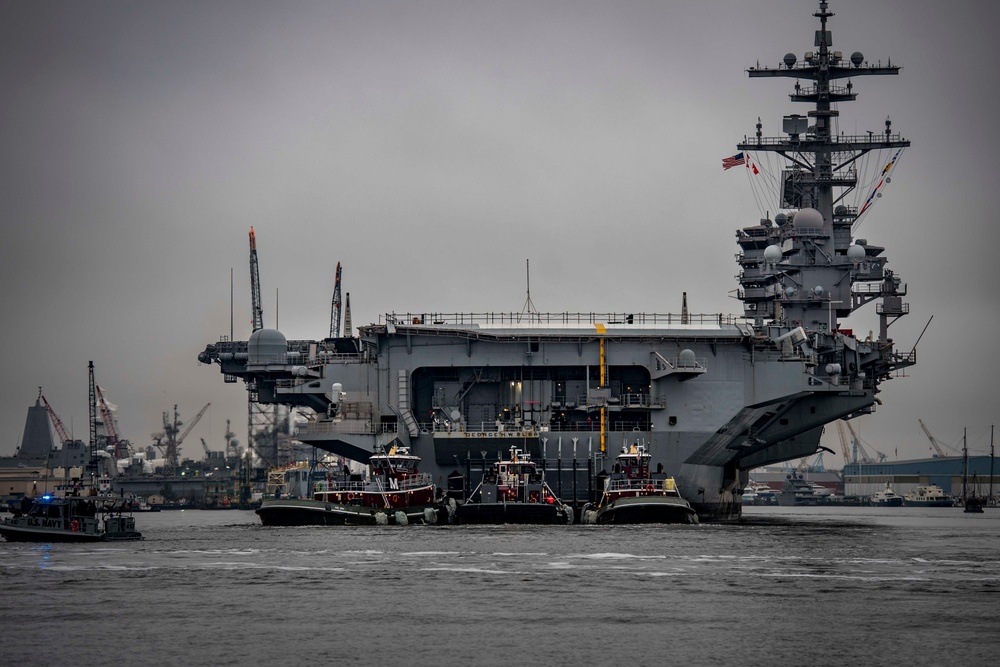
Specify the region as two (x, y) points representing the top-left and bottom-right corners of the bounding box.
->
(198, 1), (915, 521)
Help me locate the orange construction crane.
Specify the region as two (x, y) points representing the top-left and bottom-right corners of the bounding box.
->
(39, 389), (71, 446)
(95, 384), (127, 458)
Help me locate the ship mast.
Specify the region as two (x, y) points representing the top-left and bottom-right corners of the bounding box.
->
(737, 0), (910, 336)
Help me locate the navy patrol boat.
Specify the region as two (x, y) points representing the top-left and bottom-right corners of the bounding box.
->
(198, 1), (916, 521)
(0, 495), (143, 542)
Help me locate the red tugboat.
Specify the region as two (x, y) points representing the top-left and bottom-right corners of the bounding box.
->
(255, 445), (440, 526)
(582, 442), (698, 525)
(455, 446), (572, 524)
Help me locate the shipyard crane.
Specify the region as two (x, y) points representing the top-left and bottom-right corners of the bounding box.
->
(845, 420), (871, 463)
(329, 261), (342, 338)
(176, 403), (211, 460)
(249, 226), (263, 332)
(200, 437), (210, 458)
(87, 361), (100, 474)
(795, 448), (832, 472)
(160, 402), (211, 468)
(836, 421), (853, 464)
(224, 419), (240, 459)
(247, 226), (276, 473)
(95, 384), (127, 459)
(918, 419), (948, 457)
(845, 420), (888, 463)
(160, 405), (180, 463)
(39, 389), (72, 446)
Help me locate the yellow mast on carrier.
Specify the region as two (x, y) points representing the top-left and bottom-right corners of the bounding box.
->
(595, 323), (607, 453)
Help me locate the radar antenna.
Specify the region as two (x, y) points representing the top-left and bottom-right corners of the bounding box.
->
(520, 259), (538, 321)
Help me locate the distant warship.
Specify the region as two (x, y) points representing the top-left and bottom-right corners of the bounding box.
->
(198, 1), (914, 520)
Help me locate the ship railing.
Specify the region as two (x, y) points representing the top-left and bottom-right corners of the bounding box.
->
(274, 379), (313, 389)
(887, 349), (916, 365)
(314, 479), (369, 493)
(572, 393), (667, 409)
(781, 226), (824, 240)
(367, 473), (434, 491)
(248, 352), (366, 366)
(433, 419), (662, 435)
(739, 285), (783, 300)
(606, 478), (676, 493)
(297, 419), (376, 436)
(793, 83), (855, 97)
(619, 393), (665, 408)
(852, 282), (907, 297)
(312, 471), (434, 494)
(876, 301), (910, 315)
(740, 132), (908, 147)
(383, 312), (746, 328)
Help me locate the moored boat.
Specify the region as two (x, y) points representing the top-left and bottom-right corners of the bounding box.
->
(741, 481), (778, 506)
(582, 442), (697, 524)
(0, 494), (143, 542)
(776, 472), (832, 506)
(455, 446), (572, 524)
(869, 483), (904, 507)
(902, 485), (954, 507)
(963, 495), (985, 514)
(963, 474), (985, 513)
(255, 445), (441, 526)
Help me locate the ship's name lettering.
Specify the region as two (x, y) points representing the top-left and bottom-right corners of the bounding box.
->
(27, 518), (61, 529)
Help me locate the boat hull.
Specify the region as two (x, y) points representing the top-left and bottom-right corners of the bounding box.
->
(255, 498), (441, 526)
(0, 523), (104, 542)
(963, 498), (985, 513)
(776, 496), (821, 507)
(454, 501), (571, 525)
(592, 495), (698, 525)
(902, 498), (954, 508)
(0, 521), (141, 542)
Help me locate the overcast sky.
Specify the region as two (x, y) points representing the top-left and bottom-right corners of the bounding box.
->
(2, 0), (997, 465)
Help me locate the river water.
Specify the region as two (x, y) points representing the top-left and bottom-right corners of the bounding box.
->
(1, 506), (997, 666)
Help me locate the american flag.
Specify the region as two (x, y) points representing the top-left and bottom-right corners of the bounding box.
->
(722, 152), (746, 170)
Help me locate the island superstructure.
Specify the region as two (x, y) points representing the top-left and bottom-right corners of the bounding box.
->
(197, 1), (915, 520)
